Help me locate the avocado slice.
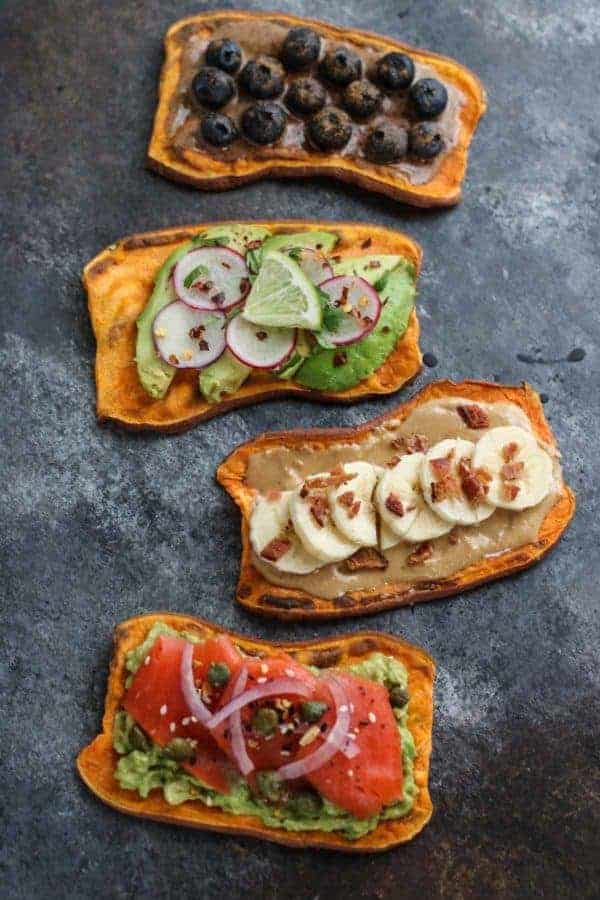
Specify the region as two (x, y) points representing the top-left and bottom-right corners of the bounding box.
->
(199, 350), (251, 404)
(136, 225), (271, 399)
(199, 224), (272, 256)
(259, 230), (339, 259)
(332, 254), (405, 285)
(135, 242), (192, 400)
(295, 261), (416, 393)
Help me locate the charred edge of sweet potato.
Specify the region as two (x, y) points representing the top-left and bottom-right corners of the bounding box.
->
(76, 612), (435, 852)
(82, 220), (423, 433)
(217, 379), (576, 621)
(147, 11), (486, 207)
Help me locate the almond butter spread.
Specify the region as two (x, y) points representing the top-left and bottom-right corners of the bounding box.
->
(245, 398), (563, 599)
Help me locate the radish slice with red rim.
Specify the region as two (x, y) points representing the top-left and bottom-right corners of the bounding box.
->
(318, 275), (381, 346)
(174, 246), (250, 312)
(226, 315), (297, 370)
(153, 301), (226, 369)
(274, 674), (356, 781)
(180, 642), (212, 726)
(294, 248), (334, 285)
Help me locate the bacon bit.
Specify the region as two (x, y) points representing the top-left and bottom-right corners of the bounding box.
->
(386, 455), (401, 468)
(361, 237), (372, 249)
(458, 457), (489, 504)
(448, 528), (459, 545)
(255, 331), (268, 341)
(333, 351), (347, 367)
(239, 277), (251, 296)
(391, 434), (429, 454)
(189, 324), (205, 339)
(501, 461), (525, 481)
(407, 542), (433, 567)
(345, 547), (388, 572)
(430, 456), (452, 476)
(246, 239), (262, 250)
(198, 339), (209, 352)
(260, 538), (291, 561)
(503, 483), (521, 502)
(168, 354), (179, 365)
(337, 491), (355, 508)
(309, 495), (329, 527)
(348, 500), (361, 518)
(385, 493), (405, 517)
(266, 490), (282, 502)
(502, 442), (519, 462)
(457, 404), (490, 429)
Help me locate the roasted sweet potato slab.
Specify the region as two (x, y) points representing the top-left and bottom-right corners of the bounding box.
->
(82, 220), (422, 432)
(147, 11), (486, 207)
(77, 612), (434, 852)
(217, 380), (575, 620)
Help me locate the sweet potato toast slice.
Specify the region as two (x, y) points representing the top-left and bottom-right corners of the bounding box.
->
(217, 380), (575, 620)
(77, 612), (435, 852)
(147, 11), (486, 207)
(82, 220), (422, 432)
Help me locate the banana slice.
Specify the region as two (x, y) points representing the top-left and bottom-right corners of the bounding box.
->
(420, 438), (496, 525)
(290, 474), (360, 564)
(379, 523), (402, 551)
(250, 492), (323, 574)
(328, 461), (378, 547)
(471, 425), (554, 510)
(375, 453), (453, 542)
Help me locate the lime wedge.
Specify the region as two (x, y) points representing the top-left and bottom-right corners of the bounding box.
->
(242, 250), (323, 330)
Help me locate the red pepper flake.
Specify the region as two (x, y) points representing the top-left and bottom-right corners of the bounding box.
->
(385, 493), (405, 517)
(407, 542), (433, 567)
(501, 461), (524, 481)
(333, 351), (347, 367)
(246, 239), (262, 250)
(502, 442), (519, 462)
(211, 292), (226, 306)
(361, 237), (372, 249)
(260, 538), (291, 561)
(193, 280), (213, 293)
(457, 404), (490, 429)
(189, 324), (205, 339)
(168, 354), (179, 365)
(256, 331), (268, 342)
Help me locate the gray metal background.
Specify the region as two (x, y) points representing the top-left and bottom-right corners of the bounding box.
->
(1, 1), (599, 897)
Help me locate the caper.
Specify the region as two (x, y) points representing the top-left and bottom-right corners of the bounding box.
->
(251, 706), (279, 736)
(285, 791), (322, 818)
(130, 724), (152, 752)
(255, 770), (286, 802)
(300, 700), (328, 723)
(389, 685), (409, 709)
(207, 661), (230, 688)
(164, 737), (197, 762)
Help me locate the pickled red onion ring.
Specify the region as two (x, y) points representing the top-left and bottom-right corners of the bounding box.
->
(179, 642), (212, 725)
(229, 667), (254, 777)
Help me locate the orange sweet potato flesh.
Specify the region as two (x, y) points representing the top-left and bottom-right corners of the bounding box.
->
(217, 380), (576, 621)
(82, 220), (422, 432)
(147, 11), (486, 207)
(77, 612), (435, 852)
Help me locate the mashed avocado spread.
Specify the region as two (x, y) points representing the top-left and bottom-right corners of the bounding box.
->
(114, 623), (417, 840)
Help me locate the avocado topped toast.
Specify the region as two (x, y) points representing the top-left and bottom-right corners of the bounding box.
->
(77, 613), (434, 852)
(83, 221), (422, 432)
(148, 11), (486, 206)
(217, 380), (575, 620)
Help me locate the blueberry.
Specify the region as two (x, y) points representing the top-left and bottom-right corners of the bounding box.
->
(200, 112), (239, 148)
(239, 56), (285, 99)
(410, 78), (448, 119)
(375, 52), (415, 91)
(205, 38), (242, 75)
(191, 66), (235, 110)
(285, 77), (326, 116)
(319, 46), (362, 86)
(307, 106), (352, 151)
(241, 101), (287, 144)
(281, 27), (321, 70)
(365, 121), (408, 163)
(342, 79), (381, 120)
(408, 122), (445, 159)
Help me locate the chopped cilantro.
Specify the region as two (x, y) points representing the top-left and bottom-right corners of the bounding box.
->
(183, 264), (209, 289)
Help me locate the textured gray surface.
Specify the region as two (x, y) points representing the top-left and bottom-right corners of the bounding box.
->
(1, 1), (599, 897)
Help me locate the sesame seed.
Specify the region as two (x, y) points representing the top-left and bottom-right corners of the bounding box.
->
(182, 717), (190, 726)
(368, 711), (377, 723)
(347, 732), (356, 740)
(144, 656), (151, 666)
(339, 704), (348, 713)
(257, 676), (267, 684)
(347, 769), (354, 777)
(169, 722), (176, 733)
(281, 750), (291, 757)
(260, 663), (269, 674)
(191, 716), (198, 723)
(299, 725), (320, 747)
(284, 668), (296, 678)
(159, 704), (168, 716)
(205, 797), (213, 806)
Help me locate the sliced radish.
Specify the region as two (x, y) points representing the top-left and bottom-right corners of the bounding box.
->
(226, 315), (297, 370)
(152, 301), (226, 369)
(318, 275), (381, 347)
(294, 248), (334, 285)
(174, 246), (250, 312)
